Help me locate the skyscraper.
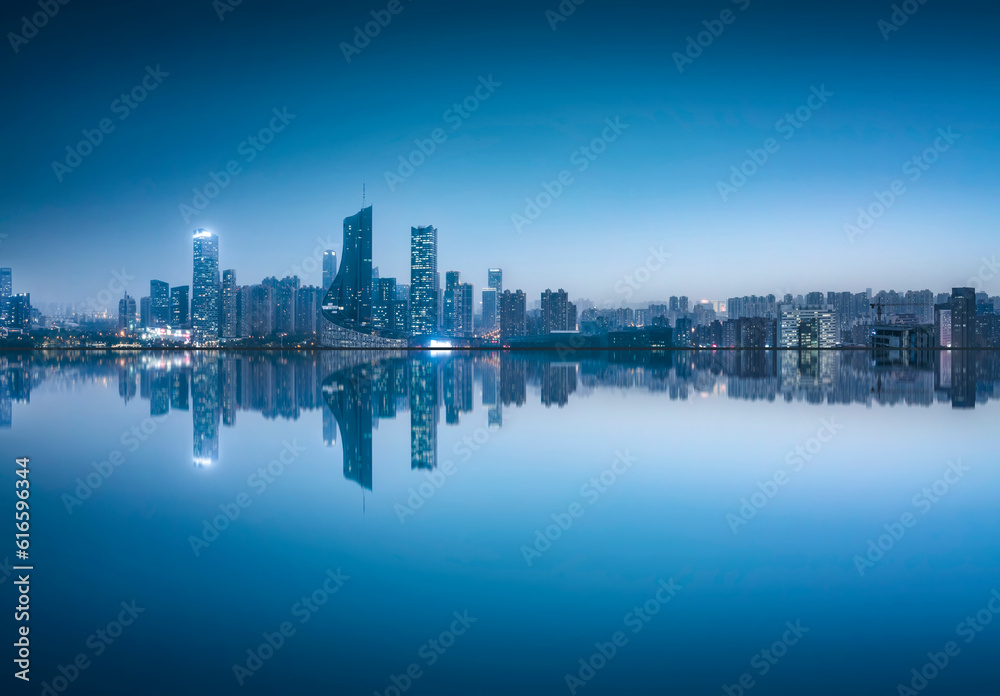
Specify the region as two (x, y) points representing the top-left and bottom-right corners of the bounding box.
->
(373, 278), (407, 334)
(488, 268), (503, 296)
(118, 293), (136, 330)
(9, 294), (30, 330)
(482, 288), (498, 330)
(171, 286), (189, 326)
(222, 269), (238, 339)
(541, 288), (576, 333)
(443, 271), (466, 336)
(323, 250), (337, 292)
(192, 229), (220, 341)
(322, 206), (373, 332)
(0, 268), (11, 326)
(950, 287), (976, 349)
(238, 285), (252, 338)
(139, 296), (151, 328)
(250, 284), (275, 336)
(150, 280), (170, 327)
(500, 289), (526, 339)
(410, 225), (438, 336)
(460, 283), (473, 336)
(275, 276), (298, 334)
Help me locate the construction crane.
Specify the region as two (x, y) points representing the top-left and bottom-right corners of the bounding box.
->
(869, 300), (917, 324)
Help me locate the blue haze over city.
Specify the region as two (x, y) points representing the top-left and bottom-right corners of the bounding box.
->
(2, 0), (999, 310)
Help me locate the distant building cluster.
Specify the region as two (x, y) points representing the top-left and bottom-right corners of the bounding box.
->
(3, 204), (1000, 350)
(0, 267), (34, 334)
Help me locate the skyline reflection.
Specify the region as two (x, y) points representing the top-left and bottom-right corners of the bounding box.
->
(2, 349), (999, 482)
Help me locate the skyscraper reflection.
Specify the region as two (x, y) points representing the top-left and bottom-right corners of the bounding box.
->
(323, 365), (373, 490)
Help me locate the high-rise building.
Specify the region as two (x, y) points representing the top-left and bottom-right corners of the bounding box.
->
(323, 250), (337, 292)
(443, 271), (470, 336)
(251, 284), (275, 337)
(500, 289), (526, 339)
(459, 283), (473, 335)
(541, 288), (576, 332)
(139, 296), (152, 328)
(674, 317), (693, 346)
(171, 286), (189, 326)
(371, 278), (407, 334)
(222, 269), (238, 338)
(488, 268), (503, 296)
(950, 287), (976, 349)
(935, 303), (952, 347)
(238, 285), (252, 338)
(678, 296), (689, 312)
(275, 276), (298, 334)
(410, 225), (438, 336)
(294, 286), (323, 335)
(0, 268), (12, 326)
(778, 304), (838, 348)
(482, 288), (498, 330)
(118, 293), (137, 330)
(192, 229), (221, 341)
(150, 280), (170, 326)
(322, 206), (373, 332)
(9, 293), (30, 330)
(669, 296), (678, 312)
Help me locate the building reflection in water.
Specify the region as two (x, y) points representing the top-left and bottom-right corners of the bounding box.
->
(1, 350), (998, 482)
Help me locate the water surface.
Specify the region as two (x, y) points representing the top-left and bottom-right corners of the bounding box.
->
(2, 350), (999, 695)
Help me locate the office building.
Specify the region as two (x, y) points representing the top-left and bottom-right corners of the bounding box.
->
(322, 206), (373, 332)
(192, 229), (221, 341)
(140, 296), (152, 328)
(150, 280), (170, 326)
(9, 293), (30, 330)
(323, 250), (337, 291)
(373, 278), (407, 334)
(118, 293), (136, 330)
(482, 288), (498, 330)
(171, 286), (189, 326)
(1, 268), (13, 325)
(410, 225), (438, 336)
(488, 268), (502, 296)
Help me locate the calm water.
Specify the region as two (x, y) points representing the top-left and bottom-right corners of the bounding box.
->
(2, 350), (999, 696)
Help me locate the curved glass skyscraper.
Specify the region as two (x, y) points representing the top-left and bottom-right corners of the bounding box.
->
(321, 206), (405, 347)
(322, 206), (373, 332)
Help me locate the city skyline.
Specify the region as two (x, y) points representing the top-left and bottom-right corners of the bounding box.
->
(3, 213), (999, 317)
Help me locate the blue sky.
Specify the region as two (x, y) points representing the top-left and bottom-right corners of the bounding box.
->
(1, 0), (998, 306)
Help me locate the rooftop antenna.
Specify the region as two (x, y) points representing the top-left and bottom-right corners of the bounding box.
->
(362, 175), (366, 210)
